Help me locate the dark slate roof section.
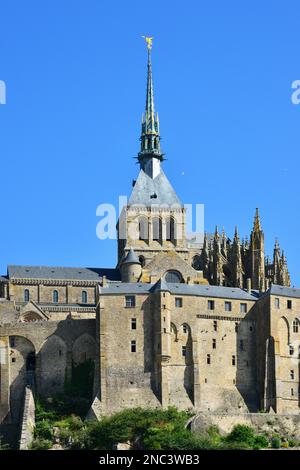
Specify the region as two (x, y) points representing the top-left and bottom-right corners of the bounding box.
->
(0, 276), (8, 283)
(8, 265), (120, 281)
(123, 248), (140, 265)
(269, 284), (300, 298)
(153, 278), (170, 292)
(100, 282), (259, 300)
(128, 168), (182, 207)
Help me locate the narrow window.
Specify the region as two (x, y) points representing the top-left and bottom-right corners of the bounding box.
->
(82, 290), (87, 304)
(166, 217), (176, 243)
(235, 322), (239, 333)
(275, 297), (280, 309)
(182, 346), (186, 357)
(24, 289), (29, 302)
(131, 340), (136, 353)
(212, 339), (216, 349)
(175, 297), (183, 308)
(290, 370), (295, 380)
(232, 355), (236, 366)
(293, 320), (299, 333)
(183, 324), (187, 333)
(225, 301), (232, 312)
(213, 320), (217, 332)
(239, 339), (244, 351)
(152, 217), (162, 242)
(131, 318), (137, 330)
(240, 303), (247, 313)
(125, 295), (135, 308)
(9, 337), (15, 348)
(287, 299), (292, 310)
(139, 218), (148, 241)
(53, 290), (58, 303)
(206, 354), (211, 365)
(11, 357), (16, 363)
(289, 345), (294, 356)
(291, 388), (294, 396)
(208, 300), (215, 310)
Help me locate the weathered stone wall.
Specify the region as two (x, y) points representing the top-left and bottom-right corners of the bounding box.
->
(19, 386), (35, 450)
(0, 319), (96, 424)
(191, 412), (300, 440)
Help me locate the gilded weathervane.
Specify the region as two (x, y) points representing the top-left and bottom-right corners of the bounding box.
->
(142, 36), (153, 50)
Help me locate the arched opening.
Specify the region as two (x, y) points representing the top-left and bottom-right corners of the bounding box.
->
(53, 290), (59, 303)
(278, 317), (290, 355)
(192, 255), (202, 271)
(82, 290), (87, 304)
(24, 289), (29, 302)
(152, 217), (162, 243)
(26, 351), (36, 371)
(166, 217), (176, 244)
(165, 270), (183, 283)
(139, 255), (145, 267)
(139, 217), (148, 242)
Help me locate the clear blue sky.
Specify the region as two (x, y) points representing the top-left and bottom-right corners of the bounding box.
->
(0, 1), (299, 285)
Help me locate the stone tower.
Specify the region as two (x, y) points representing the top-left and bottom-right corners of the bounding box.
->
(117, 40), (188, 269)
(250, 208), (265, 290)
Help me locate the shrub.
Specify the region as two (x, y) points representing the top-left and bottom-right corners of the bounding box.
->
(271, 437), (281, 449)
(226, 425), (255, 445)
(34, 420), (53, 440)
(30, 438), (52, 450)
(288, 439), (298, 448)
(252, 435), (269, 449)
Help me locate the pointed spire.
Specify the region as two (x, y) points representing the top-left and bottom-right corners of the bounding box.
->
(138, 38), (163, 178)
(234, 226), (239, 241)
(253, 208), (262, 232)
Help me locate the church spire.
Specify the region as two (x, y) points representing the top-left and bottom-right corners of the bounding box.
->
(138, 37), (164, 178)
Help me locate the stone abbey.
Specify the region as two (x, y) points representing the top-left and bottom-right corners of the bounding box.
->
(0, 44), (299, 437)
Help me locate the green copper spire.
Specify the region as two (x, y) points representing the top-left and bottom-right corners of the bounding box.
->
(138, 37), (164, 178)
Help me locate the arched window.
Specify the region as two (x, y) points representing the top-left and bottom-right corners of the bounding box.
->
(53, 290), (59, 303)
(152, 217), (162, 242)
(24, 289), (30, 302)
(139, 217), (148, 242)
(166, 217), (176, 243)
(82, 291), (87, 304)
(293, 319), (299, 333)
(165, 270), (182, 283)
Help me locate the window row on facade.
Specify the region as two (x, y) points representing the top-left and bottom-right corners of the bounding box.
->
(138, 216), (177, 244)
(24, 289), (88, 304)
(275, 297), (294, 310)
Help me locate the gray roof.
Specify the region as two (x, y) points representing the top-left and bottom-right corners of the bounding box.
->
(128, 168), (182, 207)
(269, 284), (300, 298)
(8, 265), (120, 281)
(123, 248), (140, 265)
(0, 276), (8, 283)
(101, 282), (259, 300)
(153, 278), (170, 292)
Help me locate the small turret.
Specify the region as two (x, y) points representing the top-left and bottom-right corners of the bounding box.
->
(121, 248), (142, 282)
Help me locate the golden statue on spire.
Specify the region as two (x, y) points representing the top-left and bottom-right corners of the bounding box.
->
(142, 36), (153, 50)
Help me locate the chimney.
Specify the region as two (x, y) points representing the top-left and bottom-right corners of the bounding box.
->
(247, 278), (252, 293)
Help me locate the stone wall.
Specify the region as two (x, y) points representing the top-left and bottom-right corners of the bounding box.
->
(191, 411), (300, 440)
(19, 386), (35, 450)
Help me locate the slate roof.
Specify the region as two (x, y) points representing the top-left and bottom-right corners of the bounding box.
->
(269, 284), (300, 298)
(123, 248), (140, 265)
(100, 282), (259, 300)
(128, 168), (182, 207)
(8, 265), (120, 281)
(0, 276), (8, 283)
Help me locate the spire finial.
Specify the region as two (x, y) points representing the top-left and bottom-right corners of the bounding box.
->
(138, 36), (164, 178)
(253, 207), (261, 232)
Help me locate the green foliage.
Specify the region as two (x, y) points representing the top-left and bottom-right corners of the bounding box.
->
(288, 439), (298, 448)
(226, 425), (256, 445)
(271, 436), (281, 449)
(30, 438), (52, 450)
(225, 424), (269, 449)
(34, 420), (53, 440)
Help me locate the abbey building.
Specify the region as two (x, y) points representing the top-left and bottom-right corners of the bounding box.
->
(0, 44), (299, 433)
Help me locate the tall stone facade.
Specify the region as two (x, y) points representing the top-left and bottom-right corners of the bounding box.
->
(0, 43), (298, 430)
